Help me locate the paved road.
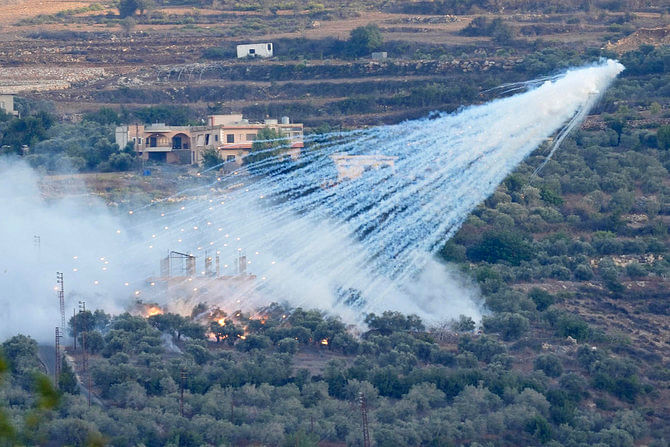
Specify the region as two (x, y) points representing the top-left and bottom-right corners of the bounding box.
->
(37, 344), (103, 407)
(37, 344), (55, 377)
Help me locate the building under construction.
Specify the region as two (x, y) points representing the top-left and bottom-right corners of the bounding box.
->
(142, 250), (258, 312)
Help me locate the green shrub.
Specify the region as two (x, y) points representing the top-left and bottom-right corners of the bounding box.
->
(452, 315), (475, 332)
(236, 335), (271, 352)
(534, 354), (563, 378)
(656, 125), (670, 150)
(482, 313), (530, 340)
(525, 415), (552, 443)
(625, 262), (647, 278)
(458, 335), (506, 363)
(553, 313), (591, 342)
(347, 24), (383, 57)
(574, 264), (594, 280)
(529, 288), (555, 311)
(277, 337), (299, 354)
(202, 47), (232, 60)
(467, 230), (533, 265)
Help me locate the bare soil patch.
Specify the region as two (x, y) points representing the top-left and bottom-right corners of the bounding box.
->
(0, 0), (97, 25)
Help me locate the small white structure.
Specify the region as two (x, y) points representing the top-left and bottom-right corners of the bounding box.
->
(371, 51), (388, 60)
(0, 95), (18, 116)
(331, 154), (396, 181)
(236, 43), (273, 58)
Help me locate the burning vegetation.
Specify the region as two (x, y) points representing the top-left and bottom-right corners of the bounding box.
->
(200, 304), (291, 345)
(132, 301), (165, 318)
(127, 300), (378, 353)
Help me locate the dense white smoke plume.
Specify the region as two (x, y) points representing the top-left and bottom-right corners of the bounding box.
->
(0, 161), (141, 341)
(0, 60), (624, 342)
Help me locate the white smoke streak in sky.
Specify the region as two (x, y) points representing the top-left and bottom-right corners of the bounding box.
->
(0, 60), (624, 341)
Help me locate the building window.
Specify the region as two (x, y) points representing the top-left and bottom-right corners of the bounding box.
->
(249, 49), (255, 54)
(226, 134), (234, 143)
(205, 134), (210, 145)
(246, 133), (256, 141)
(214, 135), (219, 142)
(138, 137), (142, 144)
(226, 155), (236, 162)
(267, 44), (272, 51)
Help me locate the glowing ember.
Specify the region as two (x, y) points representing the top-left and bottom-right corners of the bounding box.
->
(321, 339), (329, 346)
(217, 318), (226, 326)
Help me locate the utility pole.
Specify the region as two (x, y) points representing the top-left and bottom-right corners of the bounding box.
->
(180, 369), (188, 417)
(79, 301), (86, 370)
(79, 301), (90, 407)
(79, 301), (87, 372)
(54, 327), (62, 388)
(55, 273), (65, 390)
(87, 370), (92, 408)
(359, 392), (370, 447)
(57, 272), (65, 330)
(73, 308), (77, 351)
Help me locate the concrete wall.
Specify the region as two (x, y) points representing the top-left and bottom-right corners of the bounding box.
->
(115, 125), (130, 149)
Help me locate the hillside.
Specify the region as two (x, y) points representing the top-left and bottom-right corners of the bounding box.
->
(0, 1), (669, 446)
(0, 0), (665, 125)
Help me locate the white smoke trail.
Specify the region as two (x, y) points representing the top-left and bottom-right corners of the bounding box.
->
(0, 60), (624, 341)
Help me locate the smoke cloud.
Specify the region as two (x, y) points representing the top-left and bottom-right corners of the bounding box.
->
(0, 60), (624, 341)
(0, 160), (144, 341)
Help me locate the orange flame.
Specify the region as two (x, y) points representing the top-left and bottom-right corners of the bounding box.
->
(217, 318), (226, 326)
(320, 339), (329, 346)
(146, 306), (163, 317)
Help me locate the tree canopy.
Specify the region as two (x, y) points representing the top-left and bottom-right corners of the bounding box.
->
(347, 24), (384, 57)
(246, 127), (290, 168)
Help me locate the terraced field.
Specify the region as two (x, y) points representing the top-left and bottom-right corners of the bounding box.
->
(0, 1), (666, 126)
